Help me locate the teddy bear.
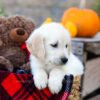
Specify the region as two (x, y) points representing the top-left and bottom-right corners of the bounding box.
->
(0, 15), (35, 71)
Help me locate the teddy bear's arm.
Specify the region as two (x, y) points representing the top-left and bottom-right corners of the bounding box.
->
(0, 56), (13, 72)
(20, 62), (30, 71)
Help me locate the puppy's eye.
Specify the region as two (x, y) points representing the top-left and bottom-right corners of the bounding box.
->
(50, 43), (58, 48)
(66, 44), (68, 48)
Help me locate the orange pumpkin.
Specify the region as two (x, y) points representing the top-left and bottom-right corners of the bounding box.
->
(61, 7), (100, 37)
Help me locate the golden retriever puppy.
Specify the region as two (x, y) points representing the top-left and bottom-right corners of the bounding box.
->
(26, 23), (84, 94)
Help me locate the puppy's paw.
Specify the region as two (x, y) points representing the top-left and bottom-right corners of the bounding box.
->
(48, 77), (62, 94)
(48, 69), (64, 94)
(34, 69), (48, 90)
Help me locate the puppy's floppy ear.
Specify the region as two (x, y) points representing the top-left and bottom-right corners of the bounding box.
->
(26, 32), (45, 61)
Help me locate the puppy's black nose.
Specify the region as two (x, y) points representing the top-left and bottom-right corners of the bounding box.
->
(61, 57), (68, 64)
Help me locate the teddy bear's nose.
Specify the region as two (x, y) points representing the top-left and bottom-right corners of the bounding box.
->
(17, 29), (25, 36)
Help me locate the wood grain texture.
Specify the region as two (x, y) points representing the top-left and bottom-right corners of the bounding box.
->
(82, 58), (100, 97)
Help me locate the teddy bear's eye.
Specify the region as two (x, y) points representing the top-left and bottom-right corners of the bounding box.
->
(50, 42), (58, 48)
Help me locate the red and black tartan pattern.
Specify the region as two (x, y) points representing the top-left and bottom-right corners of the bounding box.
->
(0, 70), (73, 100)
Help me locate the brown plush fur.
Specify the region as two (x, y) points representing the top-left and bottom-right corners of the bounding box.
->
(0, 16), (35, 71)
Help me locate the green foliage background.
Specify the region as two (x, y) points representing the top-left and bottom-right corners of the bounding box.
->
(0, 7), (6, 16)
(92, 0), (100, 14)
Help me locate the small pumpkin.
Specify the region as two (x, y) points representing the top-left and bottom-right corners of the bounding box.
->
(43, 17), (52, 24)
(61, 0), (100, 37)
(62, 21), (77, 38)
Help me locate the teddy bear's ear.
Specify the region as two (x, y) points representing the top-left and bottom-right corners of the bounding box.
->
(9, 28), (29, 43)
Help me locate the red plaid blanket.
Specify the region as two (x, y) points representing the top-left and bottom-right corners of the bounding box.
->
(0, 70), (73, 100)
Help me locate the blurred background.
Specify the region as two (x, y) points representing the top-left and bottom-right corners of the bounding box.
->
(0, 0), (100, 26)
(0, 0), (100, 100)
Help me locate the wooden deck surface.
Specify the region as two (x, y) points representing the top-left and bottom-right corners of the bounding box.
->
(82, 58), (100, 98)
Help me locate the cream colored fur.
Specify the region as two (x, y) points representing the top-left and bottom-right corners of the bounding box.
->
(26, 23), (84, 94)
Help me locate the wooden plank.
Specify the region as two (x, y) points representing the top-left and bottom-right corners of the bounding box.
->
(72, 35), (100, 56)
(72, 38), (100, 43)
(88, 95), (100, 100)
(71, 34), (100, 98)
(71, 41), (87, 64)
(86, 43), (100, 55)
(82, 58), (100, 97)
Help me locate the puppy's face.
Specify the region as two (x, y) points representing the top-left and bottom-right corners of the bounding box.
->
(45, 32), (71, 66)
(26, 23), (71, 66)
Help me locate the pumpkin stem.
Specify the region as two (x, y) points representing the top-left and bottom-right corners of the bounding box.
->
(79, 0), (86, 8)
